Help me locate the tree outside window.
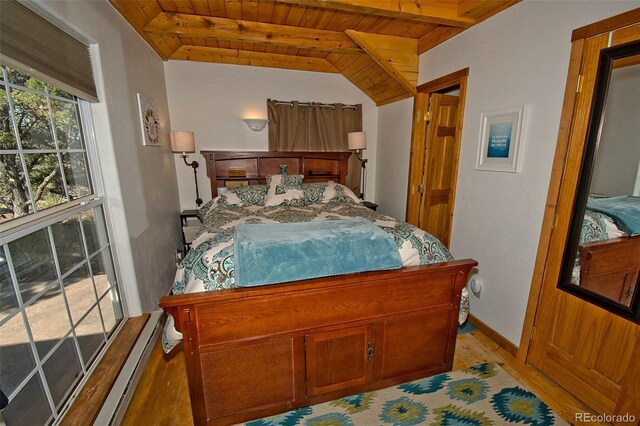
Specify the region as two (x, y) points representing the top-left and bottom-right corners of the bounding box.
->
(1, 66), (90, 223)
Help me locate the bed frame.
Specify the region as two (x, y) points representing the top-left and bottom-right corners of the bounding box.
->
(578, 235), (640, 306)
(200, 150), (352, 197)
(159, 151), (477, 425)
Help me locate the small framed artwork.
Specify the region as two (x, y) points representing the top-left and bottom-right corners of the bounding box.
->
(137, 93), (161, 147)
(476, 105), (524, 173)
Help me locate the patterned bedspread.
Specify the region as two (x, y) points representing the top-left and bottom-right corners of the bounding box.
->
(581, 209), (626, 244)
(172, 199), (453, 296)
(163, 196), (454, 352)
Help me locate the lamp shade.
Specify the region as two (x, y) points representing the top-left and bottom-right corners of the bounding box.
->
(242, 118), (268, 132)
(170, 131), (195, 153)
(348, 132), (366, 150)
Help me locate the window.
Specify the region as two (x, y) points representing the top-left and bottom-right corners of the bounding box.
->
(0, 68), (124, 425)
(0, 67), (91, 223)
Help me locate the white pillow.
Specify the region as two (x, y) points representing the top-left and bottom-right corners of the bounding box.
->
(264, 174), (305, 206)
(221, 191), (244, 205)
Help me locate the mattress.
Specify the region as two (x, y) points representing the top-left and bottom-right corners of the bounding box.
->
(172, 196), (453, 296)
(163, 184), (454, 352)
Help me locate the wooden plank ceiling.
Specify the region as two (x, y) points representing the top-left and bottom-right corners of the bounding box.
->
(109, 0), (519, 106)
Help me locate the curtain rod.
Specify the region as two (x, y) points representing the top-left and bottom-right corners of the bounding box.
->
(271, 100), (359, 110)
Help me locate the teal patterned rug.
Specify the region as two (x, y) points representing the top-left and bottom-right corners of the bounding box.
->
(241, 363), (568, 426)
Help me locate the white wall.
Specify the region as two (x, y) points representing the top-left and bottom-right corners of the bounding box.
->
(164, 61), (378, 210)
(377, 0), (638, 345)
(39, 0), (181, 315)
(376, 98), (413, 220)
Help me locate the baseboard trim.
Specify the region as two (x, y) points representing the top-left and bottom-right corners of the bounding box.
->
(468, 314), (519, 357)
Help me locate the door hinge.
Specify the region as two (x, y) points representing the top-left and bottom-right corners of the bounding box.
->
(418, 184), (424, 194)
(576, 74), (583, 93)
(530, 326), (536, 342)
(367, 342), (374, 360)
(424, 111), (432, 122)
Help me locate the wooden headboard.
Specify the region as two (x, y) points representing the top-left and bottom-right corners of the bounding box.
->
(201, 151), (351, 197)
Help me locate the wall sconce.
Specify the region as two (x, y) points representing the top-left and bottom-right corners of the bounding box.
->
(170, 131), (203, 207)
(242, 118), (268, 132)
(348, 131), (367, 200)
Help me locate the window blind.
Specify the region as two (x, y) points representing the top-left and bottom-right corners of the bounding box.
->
(0, 0), (98, 102)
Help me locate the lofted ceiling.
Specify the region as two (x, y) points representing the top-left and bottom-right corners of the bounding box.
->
(109, 0), (519, 105)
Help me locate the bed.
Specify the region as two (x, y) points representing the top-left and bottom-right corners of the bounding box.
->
(575, 196), (640, 306)
(159, 151), (477, 425)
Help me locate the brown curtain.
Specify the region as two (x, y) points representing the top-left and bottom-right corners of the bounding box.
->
(268, 99), (363, 195)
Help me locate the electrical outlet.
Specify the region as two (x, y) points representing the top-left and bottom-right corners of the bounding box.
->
(470, 278), (482, 297)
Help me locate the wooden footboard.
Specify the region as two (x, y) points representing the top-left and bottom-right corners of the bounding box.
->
(160, 259), (477, 425)
(579, 236), (640, 306)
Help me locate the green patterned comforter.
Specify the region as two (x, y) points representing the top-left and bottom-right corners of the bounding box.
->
(172, 199), (453, 295)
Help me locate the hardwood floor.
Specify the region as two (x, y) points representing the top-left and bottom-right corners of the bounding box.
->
(122, 329), (602, 426)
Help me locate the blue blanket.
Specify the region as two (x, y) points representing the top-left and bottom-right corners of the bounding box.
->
(587, 196), (640, 236)
(233, 217), (403, 287)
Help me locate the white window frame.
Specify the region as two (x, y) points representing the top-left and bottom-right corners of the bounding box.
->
(0, 80), (128, 423)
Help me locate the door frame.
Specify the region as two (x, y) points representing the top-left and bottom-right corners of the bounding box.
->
(405, 68), (469, 234)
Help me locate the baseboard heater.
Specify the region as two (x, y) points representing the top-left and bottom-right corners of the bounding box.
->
(94, 309), (163, 425)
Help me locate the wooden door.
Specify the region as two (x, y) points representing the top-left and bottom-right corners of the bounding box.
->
(418, 93), (459, 247)
(305, 324), (374, 397)
(524, 11), (640, 419)
(406, 70), (467, 248)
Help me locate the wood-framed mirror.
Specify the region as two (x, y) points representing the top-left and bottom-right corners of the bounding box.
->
(522, 10), (640, 418)
(558, 39), (640, 321)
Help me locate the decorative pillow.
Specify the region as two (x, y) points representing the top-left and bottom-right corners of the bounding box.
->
(196, 198), (216, 221)
(302, 182), (329, 204)
(302, 182), (362, 205)
(327, 183), (361, 204)
(317, 183), (361, 204)
(232, 184), (267, 206)
(265, 174), (305, 206)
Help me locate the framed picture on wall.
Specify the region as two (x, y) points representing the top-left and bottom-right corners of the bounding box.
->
(137, 93), (161, 147)
(476, 105), (524, 173)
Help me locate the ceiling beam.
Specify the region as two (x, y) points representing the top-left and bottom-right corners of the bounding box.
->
(170, 46), (340, 74)
(458, 0), (521, 18)
(109, 0), (168, 59)
(418, 0), (520, 53)
(345, 30), (417, 96)
(275, 0), (476, 28)
(459, 0), (503, 18)
(144, 12), (362, 54)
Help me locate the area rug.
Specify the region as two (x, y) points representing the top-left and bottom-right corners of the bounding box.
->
(242, 363), (567, 425)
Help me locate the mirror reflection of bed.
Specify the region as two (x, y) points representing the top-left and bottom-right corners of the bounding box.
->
(576, 196), (640, 306)
(572, 54), (640, 307)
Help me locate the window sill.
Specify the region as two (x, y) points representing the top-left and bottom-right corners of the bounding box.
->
(61, 314), (151, 425)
